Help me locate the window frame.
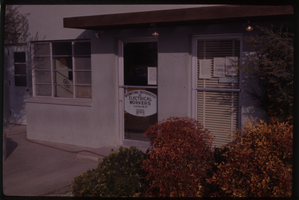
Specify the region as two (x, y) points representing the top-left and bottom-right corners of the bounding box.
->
(31, 39), (92, 99)
(191, 33), (243, 144)
(14, 52), (27, 87)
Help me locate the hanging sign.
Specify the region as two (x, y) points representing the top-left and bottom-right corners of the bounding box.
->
(199, 59), (211, 79)
(148, 67), (157, 85)
(213, 57), (226, 77)
(226, 57), (238, 76)
(124, 90), (157, 117)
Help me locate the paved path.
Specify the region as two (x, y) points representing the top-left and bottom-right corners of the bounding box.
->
(3, 124), (148, 197)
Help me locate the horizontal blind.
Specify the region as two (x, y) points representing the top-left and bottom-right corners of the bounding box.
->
(197, 39), (240, 148)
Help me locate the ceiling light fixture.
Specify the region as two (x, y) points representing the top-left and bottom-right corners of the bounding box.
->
(152, 23), (159, 36)
(246, 20), (253, 31)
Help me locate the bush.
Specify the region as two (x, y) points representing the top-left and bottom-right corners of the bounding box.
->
(239, 26), (293, 123)
(207, 119), (293, 197)
(72, 146), (148, 197)
(202, 147), (230, 197)
(142, 117), (215, 197)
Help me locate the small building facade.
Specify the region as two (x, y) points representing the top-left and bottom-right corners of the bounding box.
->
(5, 5), (293, 148)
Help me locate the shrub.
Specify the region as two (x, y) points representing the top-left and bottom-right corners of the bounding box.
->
(72, 146), (148, 197)
(142, 117), (215, 197)
(239, 26), (293, 123)
(202, 147), (230, 197)
(207, 119), (293, 197)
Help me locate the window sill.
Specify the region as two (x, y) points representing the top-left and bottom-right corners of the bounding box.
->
(24, 97), (92, 107)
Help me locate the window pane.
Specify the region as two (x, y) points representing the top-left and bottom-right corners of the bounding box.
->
(54, 84), (73, 98)
(124, 42), (157, 86)
(53, 57), (72, 70)
(35, 71), (51, 83)
(14, 64), (26, 75)
(14, 52), (26, 62)
(15, 76), (27, 86)
(52, 42), (72, 55)
(34, 57), (51, 69)
(74, 42), (91, 55)
(34, 43), (50, 55)
(74, 57), (91, 70)
(53, 70), (73, 84)
(36, 84), (52, 96)
(75, 71), (91, 85)
(75, 86), (91, 98)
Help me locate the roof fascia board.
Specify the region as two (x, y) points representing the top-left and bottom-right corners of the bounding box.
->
(63, 5), (294, 29)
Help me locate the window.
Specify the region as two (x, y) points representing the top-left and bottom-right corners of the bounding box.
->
(14, 52), (27, 86)
(33, 40), (91, 99)
(192, 35), (242, 147)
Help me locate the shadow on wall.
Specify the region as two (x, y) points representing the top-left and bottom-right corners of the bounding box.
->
(5, 137), (18, 160)
(241, 72), (267, 123)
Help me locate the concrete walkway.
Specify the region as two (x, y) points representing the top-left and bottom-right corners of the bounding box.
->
(2, 124), (148, 197)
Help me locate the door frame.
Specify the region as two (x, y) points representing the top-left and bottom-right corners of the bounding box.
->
(118, 37), (158, 148)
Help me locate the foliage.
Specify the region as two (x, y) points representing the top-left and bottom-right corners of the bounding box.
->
(72, 146), (148, 197)
(5, 5), (30, 44)
(239, 25), (293, 123)
(202, 147), (230, 197)
(207, 119), (293, 197)
(142, 117), (215, 197)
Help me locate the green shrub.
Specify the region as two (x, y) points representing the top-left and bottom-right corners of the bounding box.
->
(239, 26), (293, 123)
(207, 119), (293, 197)
(72, 146), (148, 197)
(142, 117), (215, 197)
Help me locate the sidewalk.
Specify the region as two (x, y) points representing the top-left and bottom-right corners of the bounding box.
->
(2, 124), (148, 197)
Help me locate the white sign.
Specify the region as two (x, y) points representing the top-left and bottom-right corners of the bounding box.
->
(213, 57), (226, 77)
(124, 90), (157, 117)
(226, 57), (238, 76)
(148, 67), (157, 85)
(199, 59), (211, 79)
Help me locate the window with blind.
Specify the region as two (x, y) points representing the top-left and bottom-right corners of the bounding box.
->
(195, 38), (241, 148)
(33, 40), (91, 99)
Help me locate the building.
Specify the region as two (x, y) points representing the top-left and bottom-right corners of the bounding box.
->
(3, 5), (294, 149)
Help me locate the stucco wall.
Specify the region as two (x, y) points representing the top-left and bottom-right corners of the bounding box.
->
(20, 5), (291, 148)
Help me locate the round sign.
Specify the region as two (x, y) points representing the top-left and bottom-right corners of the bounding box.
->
(59, 58), (66, 68)
(63, 79), (70, 88)
(124, 90), (157, 117)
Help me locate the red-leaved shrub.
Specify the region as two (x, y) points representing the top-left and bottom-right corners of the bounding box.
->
(142, 117), (215, 197)
(207, 119), (293, 197)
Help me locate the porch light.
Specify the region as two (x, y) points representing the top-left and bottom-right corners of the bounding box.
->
(246, 20), (253, 31)
(95, 30), (104, 38)
(152, 23), (159, 36)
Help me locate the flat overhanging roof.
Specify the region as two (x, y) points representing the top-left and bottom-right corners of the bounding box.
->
(63, 5), (294, 30)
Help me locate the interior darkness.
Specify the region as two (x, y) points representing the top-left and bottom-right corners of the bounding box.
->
(124, 42), (157, 86)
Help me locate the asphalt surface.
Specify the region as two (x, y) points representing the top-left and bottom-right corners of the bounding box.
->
(2, 124), (147, 197)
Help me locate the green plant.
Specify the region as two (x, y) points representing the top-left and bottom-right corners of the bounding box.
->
(72, 146), (148, 197)
(207, 119), (293, 197)
(239, 25), (293, 123)
(142, 117), (215, 197)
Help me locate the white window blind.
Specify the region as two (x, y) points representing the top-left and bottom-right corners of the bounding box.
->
(197, 39), (240, 147)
